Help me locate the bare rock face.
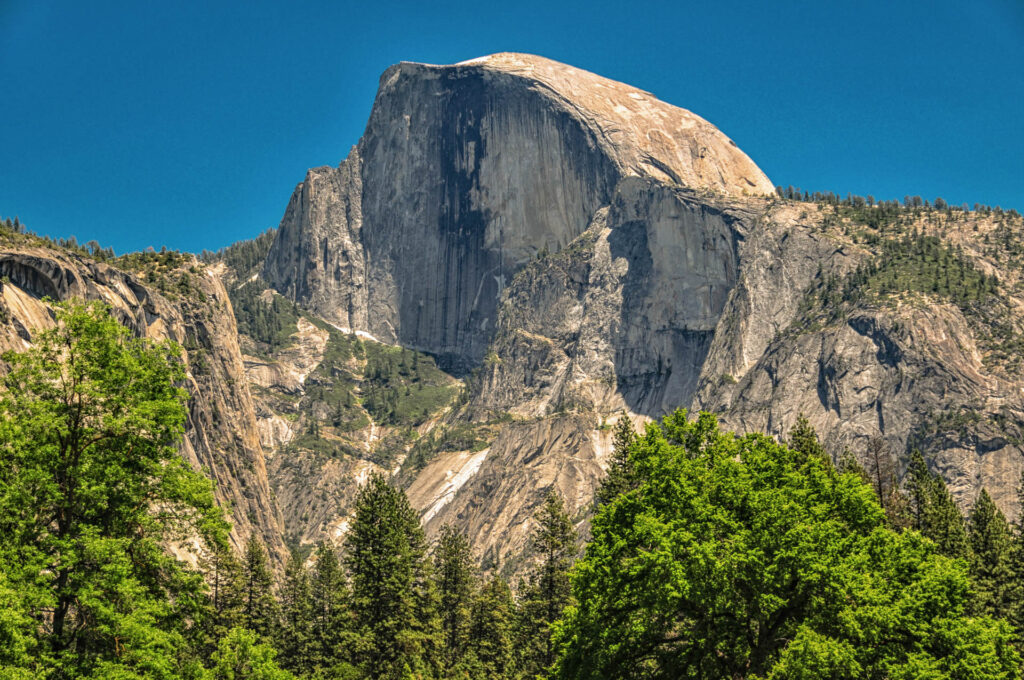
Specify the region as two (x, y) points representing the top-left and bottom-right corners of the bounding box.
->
(248, 53), (1024, 572)
(263, 53), (772, 372)
(0, 247), (287, 564)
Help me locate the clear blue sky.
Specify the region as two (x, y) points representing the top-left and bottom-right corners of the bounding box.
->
(2, 0), (1022, 255)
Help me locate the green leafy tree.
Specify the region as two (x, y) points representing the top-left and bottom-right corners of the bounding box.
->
(468, 575), (517, 680)
(0, 300), (227, 678)
(211, 627), (295, 680)
(435, 524), (476, 672)
(519, 489), (577, 676)
(345, 473), (439, 679)
(552, 410), (1020, 679)
(596, 416), (638, 506)
(967, 489), (1014, 619)
(277, 551), (314, 675)
(243, 537), (280, 641)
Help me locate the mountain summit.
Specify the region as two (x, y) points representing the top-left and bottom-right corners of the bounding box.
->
(262, 53), (773, 372)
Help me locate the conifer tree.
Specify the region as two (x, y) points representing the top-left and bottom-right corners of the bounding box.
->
(596, 415), (638, 506)
(968, 489), (1014, 619)
(243, 537), (280, 641)
(1009, 471), (1024, 646)
(345, 473), (439, 679)
(277, 551), (314, 675)
(435, 524), (476, 673)
(310, 541), (349, 671)
(905, 451), (970, 560)
(202, 544), (246, 656)
(787, 414), (829, 463)
(519, 489), (577, 676)
(469, 575), (517, 679)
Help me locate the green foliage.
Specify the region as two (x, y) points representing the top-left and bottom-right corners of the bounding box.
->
(595, 415), (638, 506)
(435, 525), (477, 672)
(202, 228), (277, 282)
(309, 542), (351, 673)
(468, 576), (518, 680)
(0, 215), (117, 261)
(361, 344), (457, 427)
(277, 552), (314, 675)
(552, 410), (1020, 679)
(905, 451), (971, 560)
(115, 248), (207, 301)
(345, 474), (440, 678)
(0, 300), (228, 678)
(787, 414), (829, 463)
(968, 490), (1015, 620)
(519, 489), (578, 677)
(242, 538), (280, 642)
(229, 282), (299, 353)
(211, 627), (295, 680)
(814, 233), (996, 318)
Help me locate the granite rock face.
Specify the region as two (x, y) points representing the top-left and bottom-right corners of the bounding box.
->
(0, 248), (288, 564)
(251, 53), (1024, 570)
(263, 53), (772, 372)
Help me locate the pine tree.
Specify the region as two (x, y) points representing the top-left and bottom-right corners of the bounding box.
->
(787, 414), (829, 463)
(310, 541), (350, 671)
(968, 489), (1014, 619)
(905, 451), (970, 560)
(345, 473), (439, 678)
(202, 544), (245, 656)
(243, 537), (280, 641)
(469, 575), (517, 679)
(277, 551), (314, 674)
(435, 524), (476, 672)
(519, 489), (577, 676)
(596, 415), (638, 506)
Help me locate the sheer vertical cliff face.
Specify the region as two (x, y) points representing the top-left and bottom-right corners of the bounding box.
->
(0, 249), (288, 564)
(245, 53), (1024, 569)
(263, 53), (772, 371)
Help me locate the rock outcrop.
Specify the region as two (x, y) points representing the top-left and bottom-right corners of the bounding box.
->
(263, 53), (773, 372)
(246, 53), (1024, 570)
(0, 246), (288, 564)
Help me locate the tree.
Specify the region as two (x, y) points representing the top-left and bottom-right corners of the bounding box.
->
(596, 415), (638, 506)
(0, 300), (227, 678)
(435, 524), (476, 672)
(277, 551), (314, 674)
(211, 627), (295, 680)
(469, 575), (517, 680)
(787, 414), (828, 463)
(242, 537), (280, 641)
(553, 410), (1020, 679)
(201, 544), (246, 658)
(864, 435), (906, 525)
(310, 542), (351, 672)
(519, 489), (577, 676)
(905, 451), (970, 560)
(968, 489), (1014, 619)
(345, 473), (439, 679)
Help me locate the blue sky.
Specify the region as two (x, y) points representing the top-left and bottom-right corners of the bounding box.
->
(2, 0), (1022, 254)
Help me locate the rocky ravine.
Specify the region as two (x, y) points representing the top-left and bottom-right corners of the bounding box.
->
(0, 244), (288, 564)
(246, 53), (1024, 573)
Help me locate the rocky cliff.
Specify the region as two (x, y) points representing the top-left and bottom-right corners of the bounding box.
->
(10, 53), (1020, 575)
(0, 237), (287, 564)
(248, 53), (1024, 572)
(262, 53), (772, 372)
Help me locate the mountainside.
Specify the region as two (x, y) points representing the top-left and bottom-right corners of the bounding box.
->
(6, 53), (1023, 578)
(0, 232), (287, 564)
(237, 53), (1024, 573)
